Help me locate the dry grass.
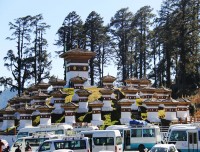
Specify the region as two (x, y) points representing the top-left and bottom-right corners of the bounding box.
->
(190, 89), (200, 104)
(85, 87), (102, 102)
(190, 89), (200, 116)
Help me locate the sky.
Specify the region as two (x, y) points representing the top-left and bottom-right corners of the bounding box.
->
(0, 0), (163, 89)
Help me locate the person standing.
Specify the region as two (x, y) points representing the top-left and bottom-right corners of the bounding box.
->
(15, 145), (21, 152)
(3, 145), (10, 152)
(25, 142), (32, 152)
(0, 140), (4, 152)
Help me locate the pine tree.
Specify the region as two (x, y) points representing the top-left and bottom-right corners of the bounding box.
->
(55, 11), (84, 80)
(30, 14), (51, 84)
(110, 8), (134, 83)
(1, 16), (32, 96)
(84, 11), (109, 85)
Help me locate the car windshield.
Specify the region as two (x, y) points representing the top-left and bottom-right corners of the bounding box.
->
(17, 132), (28, 139)
(169, 130), (187, 141)
(151, 147), (168, 152)
(54, 140), (86, 150)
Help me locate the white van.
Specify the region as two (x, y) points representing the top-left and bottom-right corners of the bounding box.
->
(36, 136), (90, 152)
(80, 130), (123, 152)
(167, 124), (200, 152)
(10, 133), (60, 152)
(16, 124), (73, 139)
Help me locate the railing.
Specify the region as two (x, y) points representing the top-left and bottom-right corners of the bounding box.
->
(159, 126), (169, 132)
(171, 116), (200, 124)
(188, 116), (200, 123)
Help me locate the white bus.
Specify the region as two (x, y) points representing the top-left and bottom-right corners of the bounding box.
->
(80, 130), (123, 152)
(16, 123), (73, 139)
(167, 124), (200, 152)
(106, 121), (162, 151)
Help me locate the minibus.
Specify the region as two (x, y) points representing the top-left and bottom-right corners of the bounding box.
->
(106, 120), (162, 151)
(80, 130), (123, 152)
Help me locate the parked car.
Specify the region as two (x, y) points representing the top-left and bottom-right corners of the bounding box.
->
(149, 144), (178, 152)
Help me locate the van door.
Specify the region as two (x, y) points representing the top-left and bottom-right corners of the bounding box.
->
(123, 129), (130, 150)
(187, 130), (198, 152)
(92, 131), (115, 152)
(37, 141), (52, 152)
(82, 133), (93, 152)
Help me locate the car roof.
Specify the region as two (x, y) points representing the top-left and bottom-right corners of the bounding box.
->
(43, 137), (88, 142)
(153, 144), (175, 148)
(53, 149), (74, 152)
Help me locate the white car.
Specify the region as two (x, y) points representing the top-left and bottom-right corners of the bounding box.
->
(149, 144), (178, 152)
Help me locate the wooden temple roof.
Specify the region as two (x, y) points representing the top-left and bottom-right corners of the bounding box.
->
(76, 89), (92, 97)
(102, 74), (116, 83)
(70, 76), (87, 84)
(59, 48), (96, 60)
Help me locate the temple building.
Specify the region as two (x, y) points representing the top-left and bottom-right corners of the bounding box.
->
(89, 100), (104, 126)
(0, 48), (192, 131)
(59, 48), (96, 88)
